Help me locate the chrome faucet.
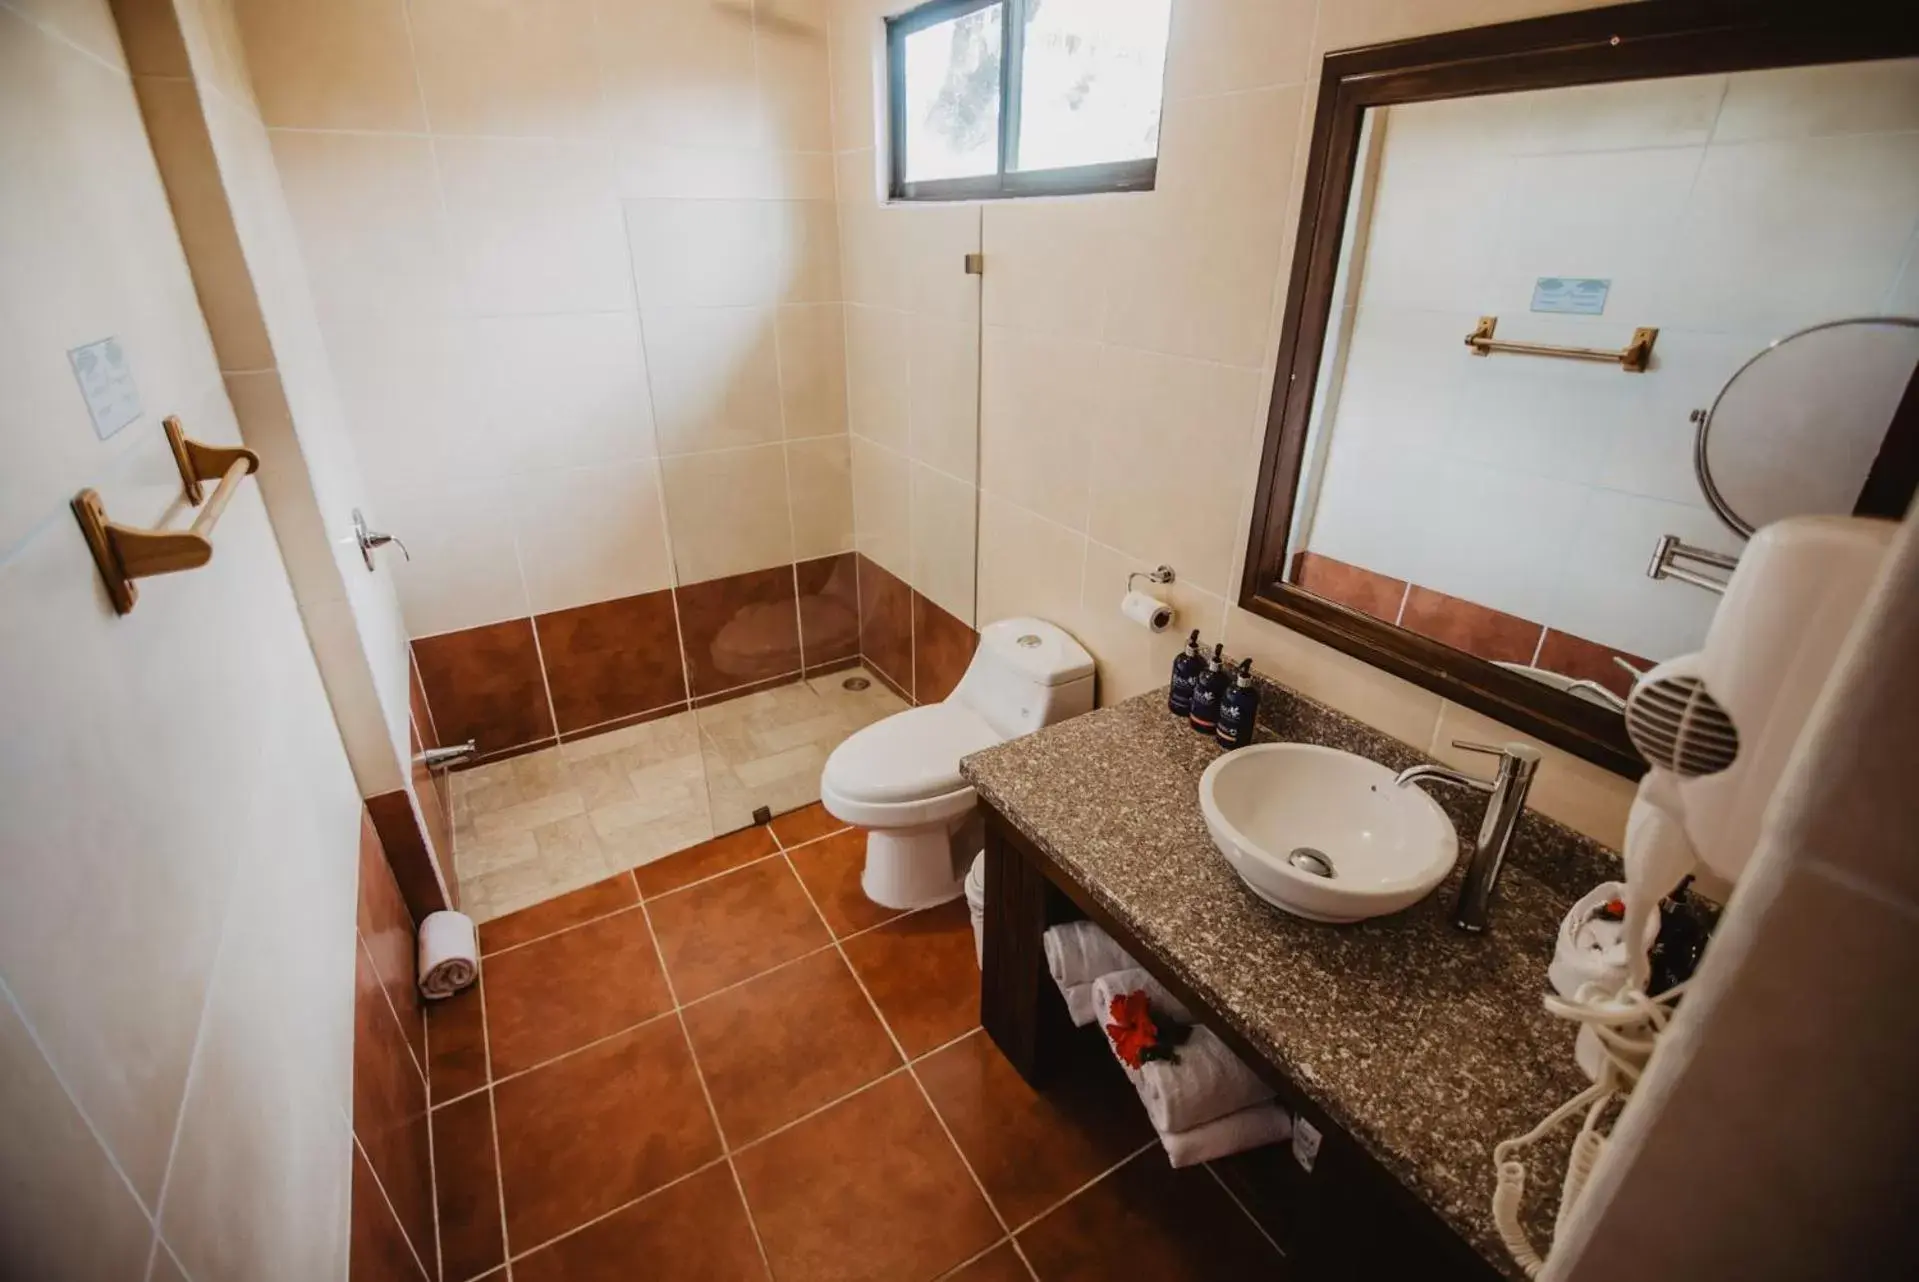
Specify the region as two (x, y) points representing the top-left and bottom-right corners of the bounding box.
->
(1394, 741), (1542, 933)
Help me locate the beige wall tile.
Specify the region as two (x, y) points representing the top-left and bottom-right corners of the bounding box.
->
(979, 196), (1123, 339)
(409, 0), (604, 138)
(1102, 85), (1303, 367)
(782, 196), (844, 304)
(515, 460), (675, 611)
(594, 0), (762, 150)
(324, 317), (477, 482)
(833, 150), (902, 309)
(756, 0), (834, 153)
(1313, 0), (1606, 58)
(13, 0), (128, 70)
(850, 434), (911, 581)
(379, 475), (531, 635)
(776, 303), (848, 439)
(134, 75), (275, 371)
(615, 144), (835, 202)
(224, 370), (344, 603)
(268, 128), (461, 324)
(0, 985), (155, 1281)
(897, 201), (981, 320)
(827, 0), (884, 153)
(910, 463), (978, 625)
(643, 305), (784, 455)
(845, 303), (909, 451)
(787, 435), (854, 560)
(1163, 0), (1315, 99)
(661, 444), (796, 583)
(976, 492), (1087, 630)
(1428, 701), (1634, 849)
(626, 197), (787, 307)
(478, 310), (658, 474)
(978, 326), (1100, 532)
(232, 0), (424, 130)
(174, 0), (259, 111)
(437, 136), (632, 316)
(907, 311), (978, 484)
(1223, 605), (1447, 752)
(1086, 348), (1260, 595)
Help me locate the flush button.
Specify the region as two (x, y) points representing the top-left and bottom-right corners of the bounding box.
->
(1016, 634), (1042, 648)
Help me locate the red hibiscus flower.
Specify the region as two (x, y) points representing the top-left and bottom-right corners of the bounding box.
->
(1106, 991), (1161, 1070)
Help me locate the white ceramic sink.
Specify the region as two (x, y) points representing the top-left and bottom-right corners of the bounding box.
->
(1199, 744), (1459, 923)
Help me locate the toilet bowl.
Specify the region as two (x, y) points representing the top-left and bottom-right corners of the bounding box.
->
(821, 617), (1095, 910)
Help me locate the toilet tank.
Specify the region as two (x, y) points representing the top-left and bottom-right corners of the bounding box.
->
(951, 618), (1096, 740)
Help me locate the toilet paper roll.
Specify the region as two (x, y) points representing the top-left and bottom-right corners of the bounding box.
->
(418, 910), (478, 1000)
(1120, 591), (1174, 633)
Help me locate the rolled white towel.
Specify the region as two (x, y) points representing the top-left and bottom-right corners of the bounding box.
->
(1043, 921), (1136, 988)
(417, 910), (478, 1000)
(1160, 1102), (1292, 1169)
(1093, 968), (1271, 1134)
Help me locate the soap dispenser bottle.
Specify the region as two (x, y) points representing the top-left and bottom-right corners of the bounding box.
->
(1188, 644), (1228, 735)
(1167, 630), (1204, 717)
(1215, 659), (1260, 750)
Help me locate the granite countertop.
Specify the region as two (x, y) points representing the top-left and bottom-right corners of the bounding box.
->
(960, 681), (1623, 1279)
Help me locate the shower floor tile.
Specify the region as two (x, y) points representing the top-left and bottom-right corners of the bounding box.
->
(449, 667), (905, 923)
(425, 812), (1286, 1282)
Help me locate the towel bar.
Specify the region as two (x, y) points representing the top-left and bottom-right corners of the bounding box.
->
(1465, 315), (1658, 372)
(72, 415), (261, 614)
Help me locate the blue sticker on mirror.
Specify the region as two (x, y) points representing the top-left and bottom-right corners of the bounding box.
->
(1530, 277), (1609, 316)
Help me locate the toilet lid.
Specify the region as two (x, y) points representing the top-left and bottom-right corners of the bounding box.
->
(823, 702), (1003, 806)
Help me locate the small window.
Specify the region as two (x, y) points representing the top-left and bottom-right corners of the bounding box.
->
(886, 0), (1172, 201)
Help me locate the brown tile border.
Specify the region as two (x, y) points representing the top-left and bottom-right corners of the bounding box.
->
(1537, 629), (1651, 698)
(855, 553), (914, 699)
(676, 565), (803, 697)
(413, 617), (556, 757)
(688, 670), (805, 709)
(554, 700), (688, 745)
(367, 789), (449, 921)
(796, 551), (860, 670)
(1290, 549), (1408, 624)
(912, 591), (977, 705)
(865, 659), (913, 707)
(803, 654), (864, 680)
(534, 589), (687, 735)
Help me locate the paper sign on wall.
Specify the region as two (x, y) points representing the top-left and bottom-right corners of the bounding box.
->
(1530, 277), (1610, 316)
(68, 336), (141, 440)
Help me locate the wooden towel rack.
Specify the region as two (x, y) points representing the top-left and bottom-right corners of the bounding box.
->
(1465, 315), (1658, 372)
(72, 415), (260, 614)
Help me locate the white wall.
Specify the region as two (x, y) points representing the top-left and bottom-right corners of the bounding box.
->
(0, 1), (363, 1276)
(1305, 64), (1919, 660)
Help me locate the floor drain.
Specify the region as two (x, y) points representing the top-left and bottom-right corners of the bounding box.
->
(842, 676), (871, 691)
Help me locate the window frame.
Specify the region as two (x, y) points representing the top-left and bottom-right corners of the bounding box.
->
(885, 0), (1162, 202)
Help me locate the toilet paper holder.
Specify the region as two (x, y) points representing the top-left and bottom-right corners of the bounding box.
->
(1127, 565), (1176, 592)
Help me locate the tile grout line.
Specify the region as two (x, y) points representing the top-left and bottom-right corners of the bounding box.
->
(1203, 1161), (1286, 1259)
(470, 952), (513, 1280)
(1007, 1139), (1158, 1238)
(773, 833), (1028, 1274)
(362, 932), (429, 1092)
(352, 1130), (434, 1282)
(484, 1153), (734, 1274)
(630, 883), (777, 1281)
(420, 980), (445, 1282)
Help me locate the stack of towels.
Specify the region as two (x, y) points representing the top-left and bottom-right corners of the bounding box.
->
(1044, 922), (1291, 1167)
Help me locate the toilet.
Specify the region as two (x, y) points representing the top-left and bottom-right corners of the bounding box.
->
(821, 617), (1095, 910)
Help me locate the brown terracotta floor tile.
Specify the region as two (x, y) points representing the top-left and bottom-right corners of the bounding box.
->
(350, 1144), (428, 1282)
(493, 1018), (721, 1250)
(682, 949), (902, 1145)
(767, 801), (847, 848)
(647, 857), (831, 1001)
(918, 1028), (1156, 1227)
(354, 946), (435, 1267)
(511, 1161), (766, 1282)
(477, 872), (637, 954)
(482, 909), (672, 1077)
(635, 824), (780, 899)
(946, 1242), (1032, 1282)
(427, 981), (489, 1103)
(733, 1072), (1001, 1282)
(1016, 1150), (1283, 1281)
(787, 829), (904, 938)
(432, 1090), (505, 1282)
(841, 899), (980, 1057)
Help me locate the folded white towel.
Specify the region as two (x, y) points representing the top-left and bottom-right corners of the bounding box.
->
(417, 910), (478, 1000)
(1061, 981), (1099, 1026)
(1093, 968), (1272, 1134)
(1160, 1102), (1292, 1168)
(1043, 921), (1136, 988)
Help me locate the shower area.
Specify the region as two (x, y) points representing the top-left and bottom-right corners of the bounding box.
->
(250, 0), (984, 919)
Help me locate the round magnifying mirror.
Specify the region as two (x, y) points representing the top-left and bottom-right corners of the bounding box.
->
(1695, 316), (1919, 537)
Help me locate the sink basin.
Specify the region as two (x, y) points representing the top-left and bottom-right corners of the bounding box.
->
(1200, 744), (1459, 923)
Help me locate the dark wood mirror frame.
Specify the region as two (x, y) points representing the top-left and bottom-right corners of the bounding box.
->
(1239, 0), (1919, 778)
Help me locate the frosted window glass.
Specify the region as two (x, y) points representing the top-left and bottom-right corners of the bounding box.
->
(1014, 0), (1171, 172)
(902, 5), (1004, 184)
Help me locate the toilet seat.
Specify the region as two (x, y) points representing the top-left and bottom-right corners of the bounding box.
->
(821, 702), (1002, 829)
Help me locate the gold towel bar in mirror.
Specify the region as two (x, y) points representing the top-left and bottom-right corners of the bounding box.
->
(1465, 315), (1658, 372)
(72, 415), (261, 615)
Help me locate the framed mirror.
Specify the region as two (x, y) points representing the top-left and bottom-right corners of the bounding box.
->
(1240, 0), (1919, 776)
